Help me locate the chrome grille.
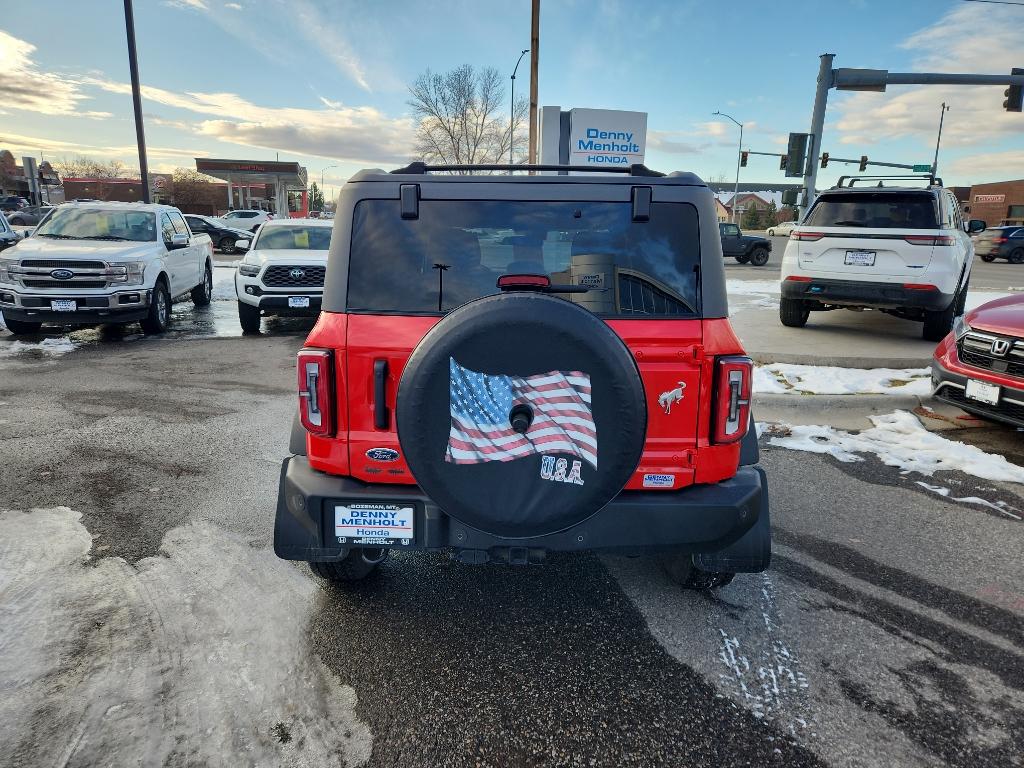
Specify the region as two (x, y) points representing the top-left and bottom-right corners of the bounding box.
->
(263, 265), (325, 287)
(958, 331), (1024, 378)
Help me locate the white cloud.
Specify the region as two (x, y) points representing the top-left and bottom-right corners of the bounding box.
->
(163, 0), (209, 9)
(319, 96), (343, 109)
(647, 131), (708, 155)
(947, 150), (1024, 178)
(0, 30), (106, 118)
(834, 4), (1024, 148)
(225, 2), (242, 8)
(700, 121), (729, 137)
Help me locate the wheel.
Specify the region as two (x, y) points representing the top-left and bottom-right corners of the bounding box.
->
(779, 297), (810, 327)
(735, 254), (749, 264)
(9, 216), (26, 226)
(140, 279), (171, 335)
(218, 236), (237, 255)
(980, 254), (996, 263)
(1009, 249), (1024, 265)
(748, 247), (770, 267)
(190, 261), (212, 306)
(922, 299), (957, 342)
(310, 549), (388, 582)
(767, 228), (775, 236)
(661, 552), (735, 590)
(238, 300), (262, 333)
(2, 315), (42, 335)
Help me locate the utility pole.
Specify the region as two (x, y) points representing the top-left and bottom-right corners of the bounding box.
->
(527, 0), (540, 164)
(510, 49), (529, 165)
(800, 53), (835, 218)
(932, 102), (950, 175)
(713, 111), (743, 224)
(123, 0), (150, 202)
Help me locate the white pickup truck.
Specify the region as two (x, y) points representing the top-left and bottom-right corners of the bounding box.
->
(0, 201), (214, 335)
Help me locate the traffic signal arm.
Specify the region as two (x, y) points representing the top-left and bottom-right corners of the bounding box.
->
(1006, 67), (1023, 112)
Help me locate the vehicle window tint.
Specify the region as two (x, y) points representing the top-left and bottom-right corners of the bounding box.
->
(168, 211), (189, 236)
(185, 216), (206, 231)
(347, 199), (700, 317)
(804, 193), (939, 229)
(34, 208), (157, 242)
(720, 224), (739, 237)
(254, 226), (331, 250)
(160, 213), (176, 243)
(1011, 228), (1024, 238)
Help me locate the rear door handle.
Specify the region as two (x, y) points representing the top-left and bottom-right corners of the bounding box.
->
(373, 359), (389, 430)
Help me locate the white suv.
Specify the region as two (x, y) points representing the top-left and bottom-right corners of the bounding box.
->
(779, 179), (986, 340)
(234, 218), (332, 332)
(222, 209), (273, 233)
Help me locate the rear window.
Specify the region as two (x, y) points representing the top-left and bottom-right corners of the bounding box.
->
(804, 192), (939, 229)
(346, 200), (700, 316)
(254, 225), (331, 250)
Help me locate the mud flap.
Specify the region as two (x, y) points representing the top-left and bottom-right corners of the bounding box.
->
(693, 465), (771, 573)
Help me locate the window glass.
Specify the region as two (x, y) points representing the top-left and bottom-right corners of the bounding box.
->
(160, 213), (176, 243)
(720, 224), (740, 237)
(1008, 205), (1024, 219)
(254, 225), (331, 250)
(804, 193), (939, 229)
(347, 200), (700, 317)
(168, 211), (189, 236)
(185, 216), (206, 231)
(34, 207), (157, 242)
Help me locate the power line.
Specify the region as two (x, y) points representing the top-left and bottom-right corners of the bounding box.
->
(961, 0), (1024, 6)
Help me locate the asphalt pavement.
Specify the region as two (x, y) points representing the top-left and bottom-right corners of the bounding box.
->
(1, 329), (1020, 767)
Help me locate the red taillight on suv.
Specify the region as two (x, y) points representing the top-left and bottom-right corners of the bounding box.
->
(792, 231), (825, 241)
(713, 356), (753, 444)
(904, 234), (955, 246)
(298, 348), (334, 436)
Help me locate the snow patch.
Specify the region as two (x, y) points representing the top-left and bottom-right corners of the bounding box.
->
(212, 264), (237, 301)
(770, 410), (1024, 484)
(914, 481), (1022, 520)
(755, 363), (930, 396)
(0, 507), (372, 766)
(0, 334), (79, 358)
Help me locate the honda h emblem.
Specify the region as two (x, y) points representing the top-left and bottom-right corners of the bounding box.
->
(991, 339), (1011, 357)
(289, 268), (306, 280)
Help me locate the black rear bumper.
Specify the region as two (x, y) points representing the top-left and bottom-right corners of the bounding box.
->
(274, 454), (769, 565)
(782, 277), (953, 311)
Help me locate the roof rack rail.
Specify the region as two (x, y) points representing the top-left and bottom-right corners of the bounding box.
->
(834, 174), (943, 189)
(389, 162), (666, 177)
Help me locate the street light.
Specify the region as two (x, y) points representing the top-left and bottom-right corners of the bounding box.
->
(932, 103), (950, 175)
(321, 165), (338, 211)
(713, 111), (743, 224)
(510, 48), (529, 165)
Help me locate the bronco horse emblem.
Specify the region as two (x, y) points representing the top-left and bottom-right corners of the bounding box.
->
(658, 381), (686, 414)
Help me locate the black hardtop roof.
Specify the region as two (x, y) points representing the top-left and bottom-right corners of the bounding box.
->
(348, 163), (705, 186)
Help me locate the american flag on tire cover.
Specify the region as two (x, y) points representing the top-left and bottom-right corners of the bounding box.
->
(446, 358), (597, 468)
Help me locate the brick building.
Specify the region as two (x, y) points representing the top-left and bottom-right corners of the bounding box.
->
(963, 179), (1024, 227)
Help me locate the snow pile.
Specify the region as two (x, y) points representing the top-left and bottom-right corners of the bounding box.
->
(212, 265), (237, 301)
(0, 336), (78, 358)
(755, 363), (931, 396)
(770, 410), (1024, 484)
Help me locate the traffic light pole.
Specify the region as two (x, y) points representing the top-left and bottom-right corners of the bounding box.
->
(800, 54), (834, 219)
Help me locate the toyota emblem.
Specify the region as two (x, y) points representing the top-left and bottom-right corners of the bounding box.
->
(50, 269), (74, 280)
(991, 338), (1012, 357)
(289, 268), (306, 280)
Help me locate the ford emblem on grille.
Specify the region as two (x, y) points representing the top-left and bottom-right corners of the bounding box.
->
(289, 268), (306, 280)
(366, 448), (400, 462)
(50, 269), (74, 280)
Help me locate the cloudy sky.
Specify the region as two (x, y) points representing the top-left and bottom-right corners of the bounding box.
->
(1, 0), (1022, 190)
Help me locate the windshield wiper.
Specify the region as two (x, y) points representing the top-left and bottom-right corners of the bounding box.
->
(34, 233), (77, 239)
(76, 235), (129, 241)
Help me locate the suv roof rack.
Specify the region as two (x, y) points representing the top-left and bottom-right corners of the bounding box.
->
(389, 162), (666, 178)
(834, 174), (943, 189)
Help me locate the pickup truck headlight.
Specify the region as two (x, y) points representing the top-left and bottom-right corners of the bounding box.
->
(238, 263), (261, 277)
(0, 257), (16, 284)
(106, 261), (145, 286)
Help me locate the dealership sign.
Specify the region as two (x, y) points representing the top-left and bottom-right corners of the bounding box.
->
(568, 109), (647, 167)
(975, 194), (1005, 203)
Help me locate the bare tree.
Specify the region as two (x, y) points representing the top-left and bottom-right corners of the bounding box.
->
(52, 156), (132, 179)
(408, 64), (528, 167)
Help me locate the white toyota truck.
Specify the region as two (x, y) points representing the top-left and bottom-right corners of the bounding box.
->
(0, 201), (213, 335)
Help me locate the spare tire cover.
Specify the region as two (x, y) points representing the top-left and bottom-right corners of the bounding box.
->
(396, 292), (646, 538)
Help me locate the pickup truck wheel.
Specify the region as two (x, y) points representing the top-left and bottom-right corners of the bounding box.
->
(661, 553), (735, 590)
(779, 297), (810, 327)
(310, 549), (388, 582)
(238, 300), (261, 333)
(1009, 248), (1024, 265)
(980, 254), (997, 263)
(140, 280), (171, 335)
(218, 237), (236, 255)
(766, 228), (775, 236)
(748, 247), (770, 267)
(190, 262), (213, 306)
(2, 316), (43, 335)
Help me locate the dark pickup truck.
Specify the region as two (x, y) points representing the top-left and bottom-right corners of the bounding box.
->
(719, 222), (771, 266)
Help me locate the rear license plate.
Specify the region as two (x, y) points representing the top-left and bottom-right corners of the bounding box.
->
(334, 503), (414, 545)
(965, 379), (999, 406)
(844, 250), (876, 266)
(51, 300), (77, 312)
(288, 296), (310, 308)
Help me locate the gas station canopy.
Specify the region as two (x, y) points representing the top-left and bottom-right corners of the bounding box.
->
(195, 158), (307, 213)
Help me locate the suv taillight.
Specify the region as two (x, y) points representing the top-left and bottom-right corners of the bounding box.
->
(792, 231), (825, 241)
(298, 348), (334, 436)
(713, 356), (753, 444)
(904, 234), (954, 246)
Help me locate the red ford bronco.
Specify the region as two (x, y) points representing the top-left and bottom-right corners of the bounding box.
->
(275, 163), (770, 588)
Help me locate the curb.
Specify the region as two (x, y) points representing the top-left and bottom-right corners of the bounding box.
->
(753, 392), (924, 411)
(749, 351), (931, 369)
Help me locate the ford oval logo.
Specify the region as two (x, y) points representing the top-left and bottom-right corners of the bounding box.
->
(365, 448), (400, 462)
(50, 269), (74, 280)
(289, 268), (306, 280)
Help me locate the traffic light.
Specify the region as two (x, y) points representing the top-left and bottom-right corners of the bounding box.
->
(740, 151), (749, 167)
(821, 152), (829, 168)
(859, 155), (868, 172)
(1005, 67), (1023, 112)
(779, 155), (788, 171)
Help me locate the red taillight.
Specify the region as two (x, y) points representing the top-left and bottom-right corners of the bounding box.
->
(993, 237), (1008, 244)
(904, 234), (954, 246)
(713, 356), (752, 444)
(903, 283), (939, 291)
(298, 348), (334, 436)
(785, 275), (812, 282)
(792, 231), (825, 241)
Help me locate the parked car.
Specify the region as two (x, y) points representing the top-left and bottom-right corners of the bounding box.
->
(779, 178), (985, 341)
(766, 220), (799, 237)
(274, 162), (769, 589)
(0, 202), (213, 335)
(235, 218), (332, 332)
(183, 214), (252, 254)
(0, 212), (19, 252)
(719, 222), (771, 265)
(6, 204), (55, 227)
(932, 294), (1024, 428)
(973, 226), (1024, 264)
(0, 196), (29, 212)
(221, 209), (273, 232)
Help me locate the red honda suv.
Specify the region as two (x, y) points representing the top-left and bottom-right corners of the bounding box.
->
(274, 163), (770, 589)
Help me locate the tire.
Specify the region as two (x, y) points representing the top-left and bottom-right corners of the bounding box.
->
(190, 261), (212, 306)
(1009, 249), (1024, 265)
(767, 228), (775, 236)
(310, 549), (388, 583)
(2, 316), (42, 335)
(218, 237), (236, 255)
(748, 247), (770, 267)
(238, 300), (262, 333)
(735, 254), (749, 264)
(9, 217), (26, 226)
(779, 297), (810, 327)
(922, 300), (957, 342)
(980, 254), (996, 263)
(661, 552), (735, 590)
(140, 279), (171, 335)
